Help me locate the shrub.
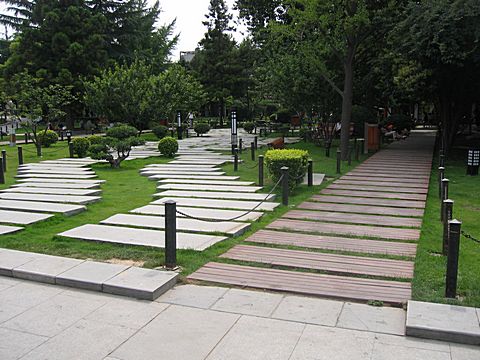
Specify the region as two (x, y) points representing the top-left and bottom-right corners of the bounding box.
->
(106, 124), (138, 139)
(72, 137), (90, 158)
(87, 135), (104, 145)
(351, 105), (376, 136)
(152, 125), (168, 139)
(194, 123), (210, 136)
(388, 114), (414, 131)
(265, 149), (309, 191)
(158, 136), (178, 157)
(243, 122), (255, 134)
(38, 130), (58, 147)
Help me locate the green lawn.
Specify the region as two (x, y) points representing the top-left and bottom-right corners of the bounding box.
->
(412, 149), (480, 307)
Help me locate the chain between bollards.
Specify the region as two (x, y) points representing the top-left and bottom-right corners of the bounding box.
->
(258, 155), (264, 186)
(442, 199), (454, 255)
(18, 146), (23, 165)
(308, 159), (313, 187)
(336, 149), (341, 174)
(445, 219), (462, 298)
(281, 166), (289, 206)
(164, 200), (177, 270)
(234, 149), (238, 172)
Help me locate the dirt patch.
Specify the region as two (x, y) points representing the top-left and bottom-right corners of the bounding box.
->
(104, 258), (145, 267)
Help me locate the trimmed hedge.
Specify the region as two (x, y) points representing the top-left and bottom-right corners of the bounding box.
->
(152, 125), (168, 139)
(38, 130), (58, 147)
(87, 135), (104, 145)
(243, 121), (255, 134)
(265, 149), (309, 191)
(194, 123), (210, 136)
(72, 137), (90, 158)
(158, 136), (178, 157)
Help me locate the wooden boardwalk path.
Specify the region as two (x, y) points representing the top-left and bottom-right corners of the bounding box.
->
(189, 131), (436, 306)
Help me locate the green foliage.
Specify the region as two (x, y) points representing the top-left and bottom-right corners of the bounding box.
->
(72, 137), (90, 158)
(86, 135), (104, 145)
(265, 149), (309, 191)
(152, 125), (168, 139)
(158, 136), (178, 157)
(387, 114), (414, 131)
(194, 123), (211, 136)
(38, 130), (58, 148)
(243, 121), (255, 133)
(351, 105), (376, 136)
(105, 124), (138, 139)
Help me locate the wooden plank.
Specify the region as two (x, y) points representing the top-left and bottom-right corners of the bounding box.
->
(347, 171), (429, 180)
(310, 195), (425, 209)
(298, 201), (424, 217)
(334, 180), (429, 189)
(283, 210), (422, 228)
(341, 175), (428, 184)
(246, 230), (417, 257)
(267, 219), (420, 240)
(221, 245), (414, 278)
(329, 183), (428, 194)
(188, 262), (411, 305)
(320, 189), (427, 201)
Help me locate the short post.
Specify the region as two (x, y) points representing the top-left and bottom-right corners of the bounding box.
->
(445, 219), (462, 298)
(24, 133), (28, 144)
(233, 149), (238, 172)
(347, 146), (352, 166)
(254, 136), (258, 150)
(336, 149), (341, 174)
(439, 153), (445, 168)
(440, 178), (449, 221)
(69, 142), (74, 158)
(239, 138), (243, 154)
(281, 166), (289, 206)
(1, 150), (6, 172)
(251, 141), (255, 161)
(164, 200), (177, 269)
(0, 158), (4, 184)
(442, 199), (454, 255)
(307, 159), (313, 187)
(355, 138), (359, 161)
(66, 131), (72, 143)
(18, 146), (23, 165)
(60, 131), (64, 141)
(258, 155), (264, 186)
(438, 166), (445, 198)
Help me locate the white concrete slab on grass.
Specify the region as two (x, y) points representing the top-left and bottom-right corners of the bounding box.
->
(155, 190), (276, 201)
(0, 225), (23, 235)
(19, 165), (95, 172)
(158, 179), (254, 186)
(152, 196), (280, 211)
(16, 178), (104, 184)
(0, 209), (53, 225)
(12, 182), (101, 189)
(101, 214), (250, 236)
(303, 173), (326, 186)
(142, 167), (219, 173)
(12, 255), (84, 284)
(16, 173), (97, 179)
(156, 184), (262, 193)
(58, 224), (227, 251)
(1, 187), (101, 196)
(144, 171), (226, 177)
(145, 164), (218, 169)
(0, 200), (86, 215)
(149, 174), (238, 181)
(169, 160), (227, 166)
(0, 193), (101, 205)
(17, 168), (96, 175)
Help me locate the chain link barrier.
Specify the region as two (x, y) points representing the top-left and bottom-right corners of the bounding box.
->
(461, 230), (480, 244)
(243, 161), (258, 170)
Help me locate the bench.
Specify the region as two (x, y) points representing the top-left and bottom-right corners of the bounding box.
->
(268, 137), (285, 149)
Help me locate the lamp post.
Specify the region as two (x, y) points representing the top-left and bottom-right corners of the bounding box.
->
(231, 108), (238, 154)
(176, 110), (183, 140)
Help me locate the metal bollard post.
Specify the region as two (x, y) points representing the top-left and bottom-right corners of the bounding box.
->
(60, 131), (64, 141)
(442, 199), (454, 255)
(439, 153), (445, 168)
(251, 142), (255, 161)
(1, 150), (6, 172)
(440, 178), (449, 221)
(239, 138), (243, 154)
(254, 136), (258, 150)
(258, 155), (264, 186)
(0, 158), (4, 184)
(234, 149), (238, 172)
(307, 159), (313, 187)
(164, 200), (177, 269)
(445, 219), (462, 298)
(281, 166), (289, 206)
(347, 146), (352, 166)
(438, 166), (445, 198)
(18, 146), (23, 165)
(69, 142), (74, 158)
(336, 149), (341, 174)
(355, 138), (359, 161)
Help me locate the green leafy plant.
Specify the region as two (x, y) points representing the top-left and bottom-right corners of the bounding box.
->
(71, 137), (90, 158)
(152, 125), (168, 139)
(87, 135), (104, 145)
(243, 121), (255, 134)
(194, 123), (211, 136)
(265, 149), (309, 191)
(158, 136), (178, 157)
(38, 130), (59, 147)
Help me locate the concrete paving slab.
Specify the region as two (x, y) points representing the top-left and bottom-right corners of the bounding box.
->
(16, 177), (104, 184)
(17, 169), (96, 176)
(0, 327), (48, 360)
(12, 255), (84, 284)
(145, 171), (226, 177)
(0, 209), (53, 225)
(155, 190), (276, 201)
(0, 199), (86, 216)
(0, 249), (45, 276)
(0, 224), (23, 235)
(450, 344), (480, 360)
(211, 288), (284, 317)
(16, 173), (97, 179)
(156, 183), (262, 193)
(158, 178), (254, 186)
(58, 224), (228, 251)
(157, 284), (228, 309)
(406, 300), (480, 345)
(1, 186), (101, 196)
(371, 341), (451, 360)
(152, 196), (280, 211)
(56, 261), (130, 291)
(111, 305), (239, 360)
(12, 181), (101, 189)
(0, 192), (101, 205)
(19, 165), (95, 172)
(169, 160), (227, 165)
(149, 174), (238, 181)
(145, 163), (218, 169)
(103, 267), (178, 300)
(101, 213), (251, 236)
(303, 173), (325, 185)
(131, 204), (263, 221)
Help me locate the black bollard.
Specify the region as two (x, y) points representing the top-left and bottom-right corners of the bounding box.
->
(234, 149), (238, 172)
(440, 178), (449, 221)
(0, 158), (4, 184)
(347, 146), (352, 166)
(308, 159), (313, 187)
(355, 138), (359, 161)
(281, 166), (289, 206)
(251, 142), (255, 161)
(439, 153), (445, 168)
(18, 146), (23, 165)
(1, 150), (6, 172)
(60, 131), (64, 141)
(254, 136), (258, 150)
(336, 149), (341, 174)
(239, 138), (243, 154)
(258, 155), (264, 186)
(445, 219), (462, 298)
(442, 199), (454, 255)
(164, 200), (177, 269)
(69, 142), (74, 158)
(438, 166), (445, 198)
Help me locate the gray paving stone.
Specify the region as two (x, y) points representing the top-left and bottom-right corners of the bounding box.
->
(371, 341), (451, 360)
(0, 209), (53, 225)
(272, 295), (343, 326)
(211, 288), (284, 317)
(157, 183), (262, 193)
(152, 196), (279, 211)
(450, 344), (480, 360)
(145, 164), (218, 169)
(169, 159), (227, 165)
(0, 199), (86, 216)
(149, 174), (238, 180)
(131, 204), (263, 221)
(0, 224), (23, 235)
(59, 224), (228, 250)
(17, 168), (96, 175)
(0, 192), (101, 205)
(1, 186), (101, 196)
(303, 173), (325, 185)
(145, 171), (226, 177)
(19, 165), (95, 172)
(12, 181), (101, 189)
(0, 249), (45, 276)
(337, 302), (406, 335)
(406, 300), (480, 345)
(103, 267), (178, 300)
(111, 305), (239, 360)
(101, 213), (251, 236)
(12, 255), (84, 284)
(0, 327), (48, 360)
(16, 173), (97, 179)
(17, 177), (104, 184)
(155, 190), (276, 201)
(157, 284), (228, 309)
(56, 261), (129, 291)
(158, 178), (254, 186)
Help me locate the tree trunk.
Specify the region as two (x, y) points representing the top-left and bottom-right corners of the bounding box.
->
(340, 47), (355, 160)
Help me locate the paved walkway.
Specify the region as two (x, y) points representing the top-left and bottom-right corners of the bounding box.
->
(189, 131), (436, 306)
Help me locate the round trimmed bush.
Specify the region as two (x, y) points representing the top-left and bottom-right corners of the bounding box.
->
(72, 137), (90, 158)
(87, 135), (104, 145)
(243, 122), (255, 134)
(152, 125), (168, 139)
(106, 124), (138, 140)
(194, 123), (210, 136)
(158, 136), (178, 157)
(39, 130), (58, 147)
(265, 149), (309, 191)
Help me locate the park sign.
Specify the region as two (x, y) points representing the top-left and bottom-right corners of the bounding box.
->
(467, 149), (479, 176)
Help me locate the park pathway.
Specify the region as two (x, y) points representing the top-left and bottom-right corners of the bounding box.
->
(189, 131), (436, 306)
